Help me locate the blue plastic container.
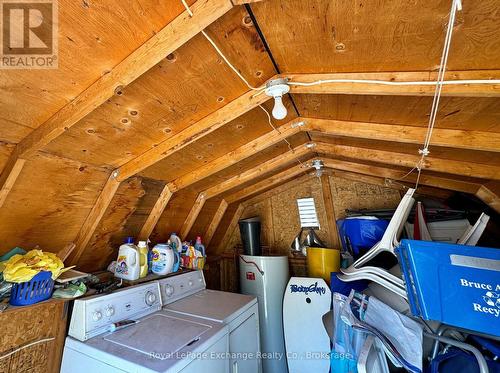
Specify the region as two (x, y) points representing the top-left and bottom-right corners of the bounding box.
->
(396, 239), (500, 336)
(9, 270), (54, 306)
(337, 218), (388, 256)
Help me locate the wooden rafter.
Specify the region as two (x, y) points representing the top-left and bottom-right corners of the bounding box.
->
(315, 143), (500, 180)
(67, 175), (121, 265)
(116, 90), (271, 181)
(203, 144), (309, 199)
(226, 164), (309, 203)
(286, 70), (500, 97)
(217, 203), (244, 253)
(304, 118), (500, 153)
(475, 181), (500, 214)
(180, 193), (207, 239)
(138, 184), (173, 240)
(321, 158), (481, 194)
(205, 199), (229, 246)
(168, 118), (303, 192)
(319, 174), (341, 248)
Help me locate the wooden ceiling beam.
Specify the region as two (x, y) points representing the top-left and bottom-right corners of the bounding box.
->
(319, 174), (341, 248)
(0, 0), (233, 209)
(321, 158), (481, 194)
(303, 118), (500, 153)
(203, 144), (310, 199)
(205, 199), (229, 246)
(285, 71), (500, 97)
(116, 90), (271, 181)
(226, 163), (309, 203)
(138, 184), (173, 241)
(168, 118), (303, 192)
(315, 143), (500, 180)
(180, 193), (207, 240)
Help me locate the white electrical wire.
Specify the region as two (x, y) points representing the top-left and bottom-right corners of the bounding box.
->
(0, 337), (55, 360)
(288, 78), (500, 87)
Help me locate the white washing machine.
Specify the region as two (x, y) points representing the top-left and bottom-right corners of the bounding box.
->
(159, 270), (261, 373)
(61, 280), (229, 373)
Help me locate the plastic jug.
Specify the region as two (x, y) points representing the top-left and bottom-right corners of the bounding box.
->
(169, 233), (183, 253)
(151, 243), (180, 275)
(115, 237), (140, 281)
(137, 241), (149, 278)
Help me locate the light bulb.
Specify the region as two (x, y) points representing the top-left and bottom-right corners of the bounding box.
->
(272, 95), (287, 120)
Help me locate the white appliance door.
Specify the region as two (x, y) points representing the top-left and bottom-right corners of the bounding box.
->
(283, 277), (331, 373)
(239, 255), (289, 373)
(229, 313), (260, 373)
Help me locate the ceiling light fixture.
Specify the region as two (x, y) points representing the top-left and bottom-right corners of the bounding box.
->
(311, 159), (324, 178)
(265, 78), (290, 120)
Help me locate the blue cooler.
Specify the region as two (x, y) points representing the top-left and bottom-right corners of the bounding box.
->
(396, 239), (500, 336)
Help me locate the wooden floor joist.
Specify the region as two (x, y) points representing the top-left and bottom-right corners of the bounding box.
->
(304, 118), (500, 153)
(315, 143), (500, 180)
(180, 193), (207, 240)
(168, 119), (303, 192)
(138, 184), (173, 240)
(205, 199), (229, 246)
(286, 70), (500, 97)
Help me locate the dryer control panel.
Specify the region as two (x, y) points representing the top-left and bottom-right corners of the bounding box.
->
(159, 270), (206, 305)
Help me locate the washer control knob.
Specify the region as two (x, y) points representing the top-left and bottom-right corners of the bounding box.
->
(165, 285), (174, 297)
(92, 310), (102, 321)
(145, 291), (157, 306)
(105, 306), (115, 317)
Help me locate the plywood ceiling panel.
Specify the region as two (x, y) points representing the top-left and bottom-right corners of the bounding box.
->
(43, 7), (276, 169)
(0, 0), (196, 138)
(250, 0), (500, 73)
(138, 98), (297, 182)
(294, 94), (500, 132)
(0, 152), (109, 253)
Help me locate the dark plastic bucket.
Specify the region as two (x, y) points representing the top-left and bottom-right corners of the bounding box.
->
(239, 217), (261, 256)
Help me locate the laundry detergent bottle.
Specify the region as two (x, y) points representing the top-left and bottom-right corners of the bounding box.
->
(137, 240), (149, 278)
(151, 242), (180, 275)
(114, 237), (140, 281)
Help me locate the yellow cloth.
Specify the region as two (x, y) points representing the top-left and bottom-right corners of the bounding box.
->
(1, 249), (69, 283)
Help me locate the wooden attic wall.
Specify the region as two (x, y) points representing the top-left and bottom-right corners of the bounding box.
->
(0, 0), (499, 273)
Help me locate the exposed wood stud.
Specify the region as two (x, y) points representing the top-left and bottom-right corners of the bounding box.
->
(319, 174), (341, 248)
(138, 184), (173, 240)
(67, 174), (121, 266)
(180, 193), (207, 240)
(205, 199), (229, 246)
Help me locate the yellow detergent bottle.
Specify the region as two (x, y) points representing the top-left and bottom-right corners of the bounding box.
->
(137, 240), (149, 278)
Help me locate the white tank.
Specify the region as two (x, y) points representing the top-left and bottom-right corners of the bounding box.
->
(239, 255), (289, 373)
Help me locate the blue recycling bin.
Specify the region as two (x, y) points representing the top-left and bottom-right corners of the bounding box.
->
(396, 239), (500, 337)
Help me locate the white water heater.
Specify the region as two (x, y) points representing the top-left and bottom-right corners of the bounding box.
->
(239, 255), (289, 373)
